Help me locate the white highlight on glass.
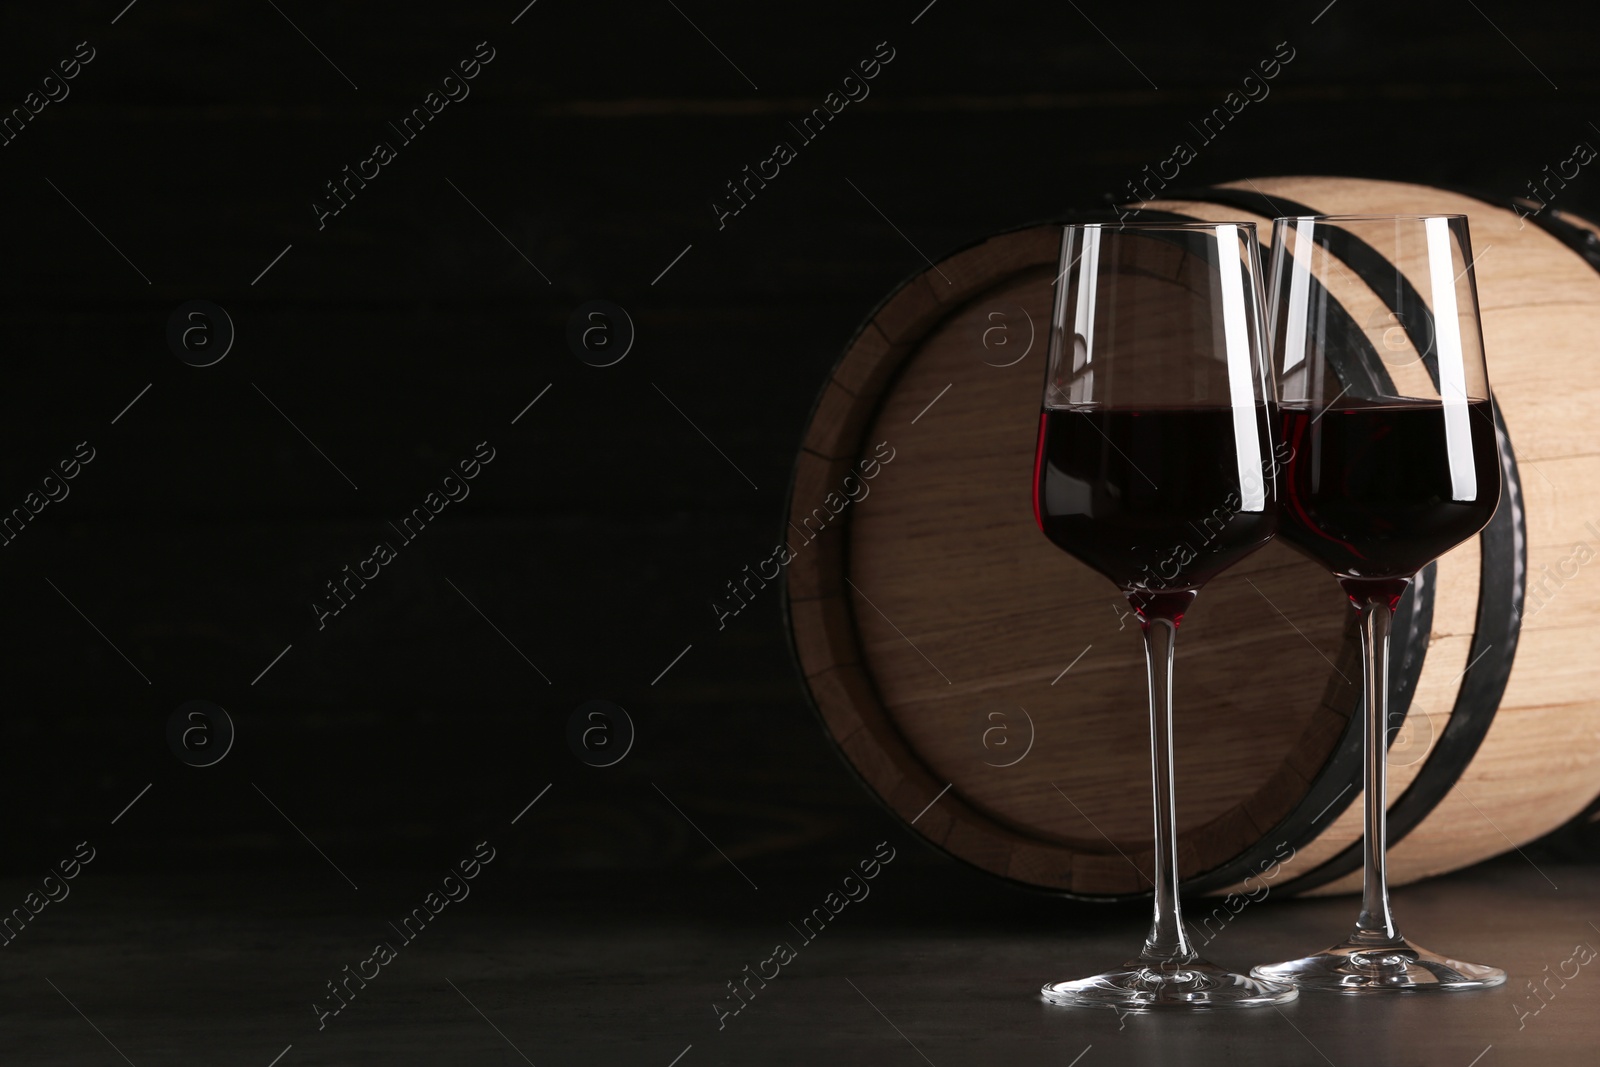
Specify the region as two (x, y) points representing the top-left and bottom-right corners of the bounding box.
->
(1045, 228), (1073, 409)
(1279, 218), (1316, 384)
(1215, 225), (1267, 512)
(1068, 226), (1102, 405)
(1425, 216), (1478, 503)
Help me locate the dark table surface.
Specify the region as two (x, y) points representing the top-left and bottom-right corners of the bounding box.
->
(2, 853), (1592, 1066)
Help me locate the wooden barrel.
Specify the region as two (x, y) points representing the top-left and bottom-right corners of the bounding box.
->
(785, 176), (1600, 898)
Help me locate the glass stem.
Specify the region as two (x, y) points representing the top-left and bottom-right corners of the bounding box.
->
(1352, 596), (1401, 944)
(1137, 605), (1196, 966)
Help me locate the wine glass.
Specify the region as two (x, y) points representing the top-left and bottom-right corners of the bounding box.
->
(1034, 221), (1296, 1011)
(1252, 214), (1506, 993)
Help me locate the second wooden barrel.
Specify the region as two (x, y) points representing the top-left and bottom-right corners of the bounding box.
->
(786, 176), (1600, 898)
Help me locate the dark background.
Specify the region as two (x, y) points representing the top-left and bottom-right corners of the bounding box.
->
(0, 0), (1595, 887)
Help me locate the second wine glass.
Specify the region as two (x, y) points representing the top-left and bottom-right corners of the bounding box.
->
(1252, 213), (1507, 993)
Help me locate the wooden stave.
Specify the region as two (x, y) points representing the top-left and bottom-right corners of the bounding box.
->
(785, 177), (1600, 898)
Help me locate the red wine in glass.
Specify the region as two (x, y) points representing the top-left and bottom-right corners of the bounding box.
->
(1033, 407), (1276, 617)
(1277, 400), (1500, 598)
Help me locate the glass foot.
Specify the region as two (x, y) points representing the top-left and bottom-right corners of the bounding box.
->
(1041, 957), (1298, 1011)
(1252, 937), (1506, 993)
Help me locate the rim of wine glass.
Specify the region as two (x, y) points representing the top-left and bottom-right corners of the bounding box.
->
(1274, 213), (1469, 223)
